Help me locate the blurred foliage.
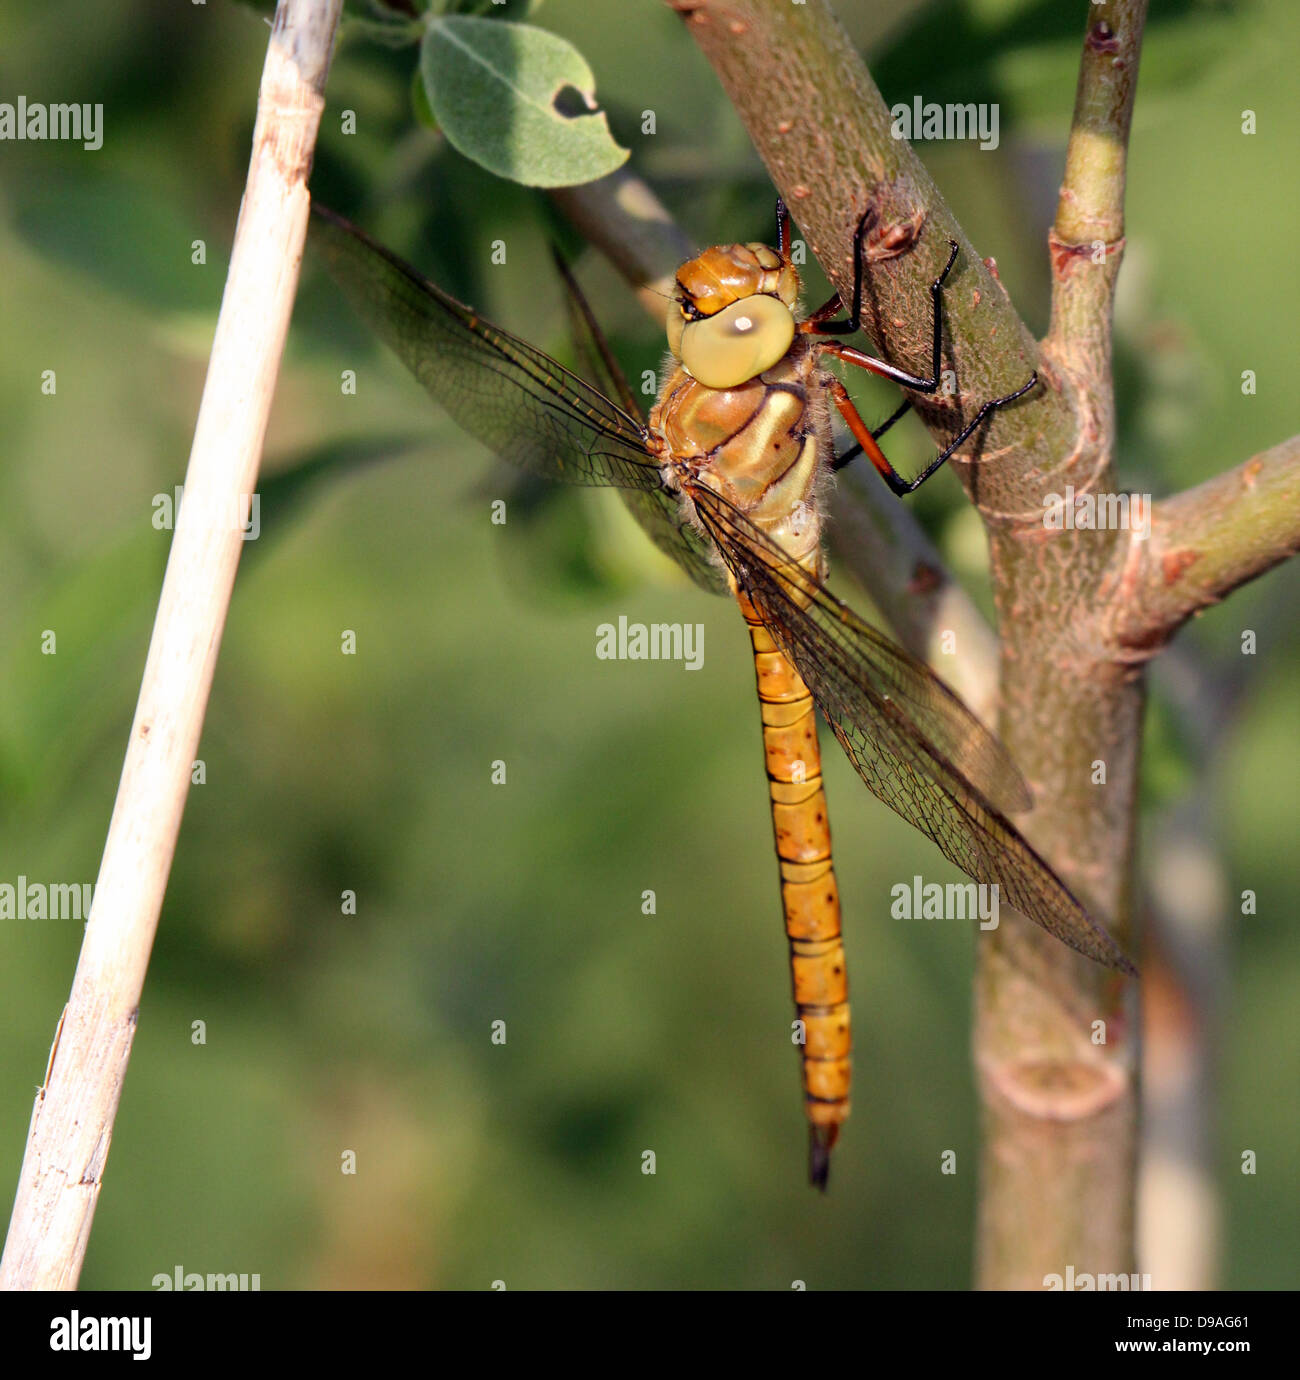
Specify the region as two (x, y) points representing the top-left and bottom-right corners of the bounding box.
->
(0, 0), (1296, 1290)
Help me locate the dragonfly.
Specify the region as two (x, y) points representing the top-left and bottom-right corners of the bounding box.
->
(310, 198), (1135, 1189)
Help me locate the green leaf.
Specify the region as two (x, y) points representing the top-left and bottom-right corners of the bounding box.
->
(418, 15), (628, 188)
(410, 63), (439, 131)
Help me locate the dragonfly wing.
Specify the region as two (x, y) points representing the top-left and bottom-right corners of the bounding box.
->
(689, 484), (1135, 976)
(618, 486), (728, 594)
(547, 242), (729, 596)
(311, 206), (725, 594)
(312, 205), (654, 487)
(690, 488), (1032, 814)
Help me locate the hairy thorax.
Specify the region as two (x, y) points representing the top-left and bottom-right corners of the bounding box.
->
(649, 336), (832, 573)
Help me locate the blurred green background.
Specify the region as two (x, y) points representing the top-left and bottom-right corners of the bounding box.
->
(0, 0), (1296, 1289)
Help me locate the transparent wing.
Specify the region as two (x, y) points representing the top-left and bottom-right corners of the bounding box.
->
(616, 486), (727, 594)
(689, 483), (1135, 975)
(547, 241), (728, 596)
(311, 205), (724, 594)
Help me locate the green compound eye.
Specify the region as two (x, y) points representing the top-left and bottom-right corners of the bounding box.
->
(678, 293), (795, 389)
(666, 303), (687, 362)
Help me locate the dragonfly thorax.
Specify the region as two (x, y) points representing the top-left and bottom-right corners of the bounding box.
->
(651, 336), (830, 572)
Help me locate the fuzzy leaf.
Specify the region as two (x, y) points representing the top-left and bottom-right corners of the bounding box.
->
(419, 15), (628, 187)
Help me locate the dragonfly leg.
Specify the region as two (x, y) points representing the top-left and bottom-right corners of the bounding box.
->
(775, 196), (791, 262)
(803, 290), (846, 326)
(804, 208), (959, 391)
(831, 397), (911, 476)
(800, 211), (1039, 491)
(792, 201), (885, 327)
(808, 233), (958, 391)
(828, 372), (1039, 496)
(776, 199), (870, 328)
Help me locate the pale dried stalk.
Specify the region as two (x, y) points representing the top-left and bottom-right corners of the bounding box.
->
(0, 0), (343, 1290)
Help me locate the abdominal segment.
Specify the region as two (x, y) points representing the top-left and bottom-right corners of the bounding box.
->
(736, 585), (851, 1179)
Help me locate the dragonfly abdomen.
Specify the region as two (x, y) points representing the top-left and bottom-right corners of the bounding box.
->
(738, 588), (851, 1189)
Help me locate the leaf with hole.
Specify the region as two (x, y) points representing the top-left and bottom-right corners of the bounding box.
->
(418, 15), (628, 188)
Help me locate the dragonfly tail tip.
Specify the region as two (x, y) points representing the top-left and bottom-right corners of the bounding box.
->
(808, 1126), (837, 1192)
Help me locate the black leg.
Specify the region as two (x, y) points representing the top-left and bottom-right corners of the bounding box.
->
(814, 223), (959, 398)
(847, 372), (1039, 496)
(808, 203), (882, 335)
(809, 203), (1040, 495)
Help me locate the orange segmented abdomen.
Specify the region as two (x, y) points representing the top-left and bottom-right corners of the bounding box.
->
(736, 587), (850, 1189)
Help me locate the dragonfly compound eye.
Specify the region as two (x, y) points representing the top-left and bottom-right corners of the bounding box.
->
(678, 293), (796, 389)
(666, 303), (687, 362)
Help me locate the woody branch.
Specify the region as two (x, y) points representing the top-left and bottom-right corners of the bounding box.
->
(666, 0), (1155, 1290)
(1046, 0), (1300, 653)
(579, 0), (1297, 1289)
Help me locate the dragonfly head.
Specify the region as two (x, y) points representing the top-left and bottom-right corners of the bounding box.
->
(668, 243), (799, 390)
